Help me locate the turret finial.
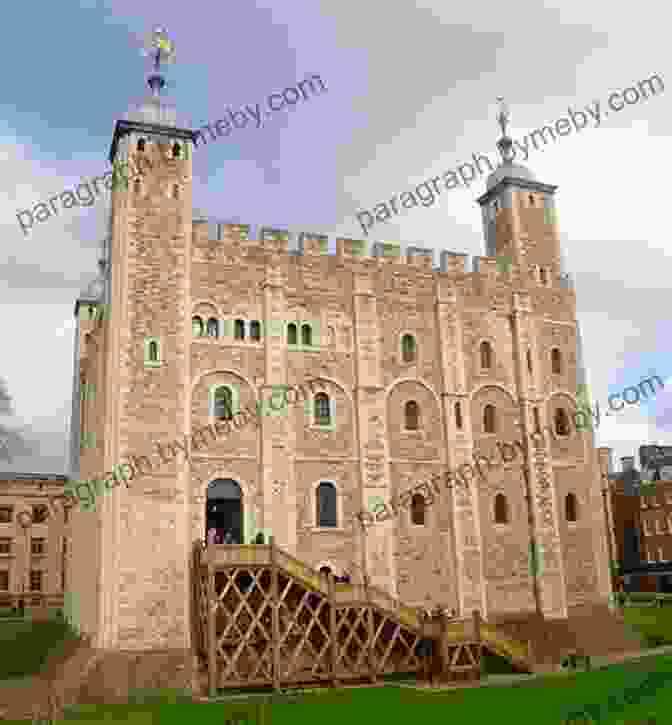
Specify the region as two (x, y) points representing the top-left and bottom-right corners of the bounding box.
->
(495, 96), (515, 164)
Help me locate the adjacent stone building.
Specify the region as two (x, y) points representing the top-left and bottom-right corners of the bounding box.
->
(0, 473), (68, 606)
(65, 67), (612, 655)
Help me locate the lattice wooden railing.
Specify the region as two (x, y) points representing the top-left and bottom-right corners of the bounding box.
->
(191, 540), (530, 693)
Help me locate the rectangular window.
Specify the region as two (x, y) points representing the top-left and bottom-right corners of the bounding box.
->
(0, 507), (13, 523)
(31, 538), (46, 555)
(30, 570), (42, 592)
(0, 570), (8, 591)
(0, 538), (11, 554)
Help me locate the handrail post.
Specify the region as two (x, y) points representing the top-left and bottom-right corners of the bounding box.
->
(271, 538), (280, 692)
(328, 572), (338, 687)
(207, 562), (217, 698)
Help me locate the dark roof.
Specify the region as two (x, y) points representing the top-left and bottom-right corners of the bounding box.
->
(0, 472), (68, 482)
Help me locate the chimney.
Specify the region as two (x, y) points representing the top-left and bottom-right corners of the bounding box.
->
(621, 456), (635, 473)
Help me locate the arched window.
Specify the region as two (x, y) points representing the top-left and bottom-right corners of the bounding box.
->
(172, 184), (180, 200)
(287, 323), (298, 345)
(137, 138), (146, 152)
(314, 393), (331, 426)
(316, 482), (337, 527)
(411, 494), (426, 526)
(527, 349), (533, 374)
(172, 142), (181, 158)
(401, 334), (416, 363)
(551, 348), (562, 374)
(533, 407), (541, 433)
(134, 179), (141, 194)
(480, 341), (493, 369)
(301, 324), (312, 346)
(540, 267), (548, 285)
(213, 386), (233, 421)
(250, 321), (261, 341)
(565, 492), (578, 522)
(319, 565), (332, 576)
(207, 318), (219, 337)
(455, 402), (463, 430)
(234, 320), (245, 340)
(404, 401), (419, 431)
(494, 493), (509, 524)
(529, 194), (535, 206)
(192, 316), (204, 337)
(483, 404), (496, 434)
(148, 341), (158, 362)
(554, 408), (570, 436)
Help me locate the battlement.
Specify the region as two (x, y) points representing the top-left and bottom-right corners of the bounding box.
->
(190, 216), (571, 290)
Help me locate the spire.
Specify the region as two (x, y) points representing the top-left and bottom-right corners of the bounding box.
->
(495, 96), (515, 164)
(141, 26), (176, 100)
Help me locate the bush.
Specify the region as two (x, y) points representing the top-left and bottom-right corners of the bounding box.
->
(0, 616), (81, 679)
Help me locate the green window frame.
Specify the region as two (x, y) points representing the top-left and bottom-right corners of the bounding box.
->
(144, 337), (162, 367)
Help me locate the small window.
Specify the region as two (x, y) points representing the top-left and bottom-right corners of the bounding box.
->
(207, 318), (219, 338)
(234, 320), (245, 340)
(554, 408), (570, 436)
(0, 538), (11, 554)
(316, 482), (337, 527)
(172, 142), (181, 158)
(137, 138), (146, 152)
(404, 401), (419, 431)
(0, 571), (8, 591)
(287, 323), (298, 346)
(551, 348), (562, 374)
(480, 341), (493, 369)
(32, 505), (48, 524)
(134, 179), (141, 194)
(148, 340), (159, 362)
(0, 507), (12, 524)
(529, 194), (535, 206)
(172, 184), (180, 200)
(483, 404), (496, 434)
(213, 386), (234, 421)
(30, 570), (42, 592)
(455, 402), (463, 430)
(314, 393), (331, 426)
(301, 324), (312, 346)
(192, 316), (204, 337)
(250, 321), (261, 341)
(319, 565), (332, 576)
(494, 493), (509, 524)
(527, 349), (533, 374)
(565, 493), (578, 522)
(402, 334), (416, 363)
(411, 494), (426, 526)
(540, 267), (548, 285)
(31, 538), (46, 555)
(533, 407), (541, 432)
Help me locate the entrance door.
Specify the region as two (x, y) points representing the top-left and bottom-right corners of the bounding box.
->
(206, 479), (243, 543)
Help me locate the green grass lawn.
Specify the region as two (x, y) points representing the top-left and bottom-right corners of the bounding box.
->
(622, 605), (672, 647)
(59, 654), (672, 724)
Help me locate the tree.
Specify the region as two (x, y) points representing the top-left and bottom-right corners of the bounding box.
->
(0, 377), (35, 463)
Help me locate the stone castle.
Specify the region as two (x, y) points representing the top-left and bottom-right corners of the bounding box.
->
(63, 70), (613, 655)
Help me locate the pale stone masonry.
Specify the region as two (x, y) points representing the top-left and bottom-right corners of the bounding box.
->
(65, 95), (612, 656)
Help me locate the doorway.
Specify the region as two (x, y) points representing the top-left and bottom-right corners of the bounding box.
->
(206, 479), (243, 543)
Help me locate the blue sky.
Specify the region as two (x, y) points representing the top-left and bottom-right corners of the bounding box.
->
(0, 0), (670, 474)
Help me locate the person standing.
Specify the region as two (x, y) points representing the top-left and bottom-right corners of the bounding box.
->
(207, 528), (217, 546)
(223, 531), (233, 544)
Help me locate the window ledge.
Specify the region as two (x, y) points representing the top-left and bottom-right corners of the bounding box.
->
(309, 424), (336, 432)
(310, 526), (347, 533)
(144, 361), (162, 368)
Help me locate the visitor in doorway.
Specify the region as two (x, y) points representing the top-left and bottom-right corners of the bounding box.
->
(207, 528), (217, 546)
(223, 531), (234, 544)
(254, 532), (265, 544)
